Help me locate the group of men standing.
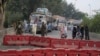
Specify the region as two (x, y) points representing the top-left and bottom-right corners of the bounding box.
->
(13, 20), (47, 37)
(13, 20), (90, 40)
(72, 25), (89, 40)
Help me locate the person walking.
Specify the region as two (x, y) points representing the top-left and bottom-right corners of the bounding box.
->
(84, 25), (89, 40)
(41, 22), (47, 37)
(80, 25), (84, 40)
(72, 26), (77, 39)
(61, 24), (67, 38)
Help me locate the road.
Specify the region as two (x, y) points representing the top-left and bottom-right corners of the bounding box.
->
(39, 30), (72, 39)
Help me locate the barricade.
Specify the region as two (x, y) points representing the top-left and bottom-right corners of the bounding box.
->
(54, 48), (66, 56)
(79, 40), (94, 49)
(17, 48), (43, 56)
(68, 49), (89, 56)
(0, 48), (100, 56)
(51, 39), (80, 49)
(94, 41), (100, 48)
(42, 48), (54, 56)
(3, 35), (18, 45)
(79, 53), (89, 56)
(65, 39), (80, 49)
(67, 50), (78, 56)
(3, 35), (100, 50)
(0, 50), (17, 56)
(30, 36), (42, 46)
(16, 35), (30, 45)
(87, 50), (100, 56)
(30, 36), (51, 47)
(3, 35), (30, 46)
(51, 39), (65, 48)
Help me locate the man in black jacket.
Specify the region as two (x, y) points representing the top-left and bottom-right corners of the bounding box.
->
(84, 25), (89, 40)
(80, 25), (84, 40)
(72, 26), (77, 39)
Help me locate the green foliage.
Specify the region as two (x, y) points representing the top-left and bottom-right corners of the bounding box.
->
(82, 16), (90, 25)
(5, 0), (43, 20)
(82, 13), (100, 33)
(4, 11), (23, 27)
(41, 0), (85, 19)
(90, 13), (100, 33)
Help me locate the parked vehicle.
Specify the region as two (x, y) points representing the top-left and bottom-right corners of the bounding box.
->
(47, 23), (53, 32)
(30, 8), (52, 33)
(52, 22), (58, 30)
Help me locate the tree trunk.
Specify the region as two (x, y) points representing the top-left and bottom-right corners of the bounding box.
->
(0, 0), (6, 30)
(0, 4), (4, 29)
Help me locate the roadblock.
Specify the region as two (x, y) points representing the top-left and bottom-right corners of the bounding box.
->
(79, 40), (94, 48)
(3, 35), (18, 45)
(0, 49), (99, 56)
(3, 35), (30, 46)
(94, 41), (100, 48)
(30, 36), (51, 47)
(3, 35), (100, 49)
(51, 39), (80, 49)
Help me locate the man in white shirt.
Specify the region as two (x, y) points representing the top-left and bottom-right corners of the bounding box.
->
(32, 23), (37, 35)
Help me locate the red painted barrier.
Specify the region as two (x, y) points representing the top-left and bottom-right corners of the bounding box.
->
(79, 53), (89, 56)
(94, 41), (100, 48)
(17, 49), (43, 56)
(0, 50), (17, 56)
(30, 36), (51, 47)
(51, 39), (66, 48)
(65, 40), (80, 49)
(3, 35), (30, 46)
(42, 48), (54, 56)
(51, 39), (80, 49)
(68, 49), (89, 56)
(87, 50), (100, 56)
(79, 40), (95, 49)
(3, 35), (100, 50)
(0, 49), (100, 56)
(16, 35), (30, 45)
(54, 49), (66, 56)
(3, 35), (18, 45)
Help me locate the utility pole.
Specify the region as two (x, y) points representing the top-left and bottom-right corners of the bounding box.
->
(88, 4), (92, 17)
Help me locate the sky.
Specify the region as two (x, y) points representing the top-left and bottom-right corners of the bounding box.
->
(66, 0), (100, 15)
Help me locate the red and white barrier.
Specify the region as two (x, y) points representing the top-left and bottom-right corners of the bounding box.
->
(0, 49), (99, 56)
(3, 35), (100, 49)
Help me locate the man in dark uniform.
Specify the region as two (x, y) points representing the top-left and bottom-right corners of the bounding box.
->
(16, 21), (23, 35)
(84, 25), (89, 40)
(80, 25), (84, 40)
(72, 26), (77, 39)
(41, 22), (46, 37)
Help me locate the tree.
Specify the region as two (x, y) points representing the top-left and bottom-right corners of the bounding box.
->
(4, 0), (43, 27)
(82, 12), (100, 33)
(0, 0), (8, 29)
